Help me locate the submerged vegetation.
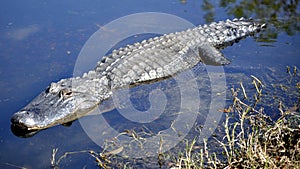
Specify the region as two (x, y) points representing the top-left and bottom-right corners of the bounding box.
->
(50, 68), (300, 169)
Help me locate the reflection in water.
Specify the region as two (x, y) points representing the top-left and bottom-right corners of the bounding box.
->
(202, 0), (300, 42)
(10, 124), (40, 138)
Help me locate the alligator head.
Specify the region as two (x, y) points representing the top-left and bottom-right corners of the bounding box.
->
(11, 77), (109, 131)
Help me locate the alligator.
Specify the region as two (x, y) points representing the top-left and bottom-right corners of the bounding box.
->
(11, 18), (266, 132)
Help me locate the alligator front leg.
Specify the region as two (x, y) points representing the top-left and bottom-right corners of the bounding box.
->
(198, 43), (231, 66)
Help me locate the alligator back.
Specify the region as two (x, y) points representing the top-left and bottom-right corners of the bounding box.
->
(95, 18), (266, 89)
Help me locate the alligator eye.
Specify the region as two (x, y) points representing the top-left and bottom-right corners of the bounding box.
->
(65, 91), (73, 96)
(59, 89), (73, 98)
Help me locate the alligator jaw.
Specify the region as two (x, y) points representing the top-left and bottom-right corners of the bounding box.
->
(10, 119), (41, 138)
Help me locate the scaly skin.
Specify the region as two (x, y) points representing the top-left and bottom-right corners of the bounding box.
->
(11, 18), (266, 131)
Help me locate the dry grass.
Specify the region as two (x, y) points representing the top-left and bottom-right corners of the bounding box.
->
(171, 75), (300, 169)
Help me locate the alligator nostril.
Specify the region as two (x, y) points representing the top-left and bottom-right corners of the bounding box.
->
(11, 114), (22, 125)
(11, 112), (31, 130)
(11, 111), (28, 123)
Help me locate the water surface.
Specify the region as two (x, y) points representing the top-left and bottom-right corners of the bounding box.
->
(0, 0), (299, 168)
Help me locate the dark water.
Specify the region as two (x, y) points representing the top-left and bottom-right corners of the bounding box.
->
(0, 0), (299, 168)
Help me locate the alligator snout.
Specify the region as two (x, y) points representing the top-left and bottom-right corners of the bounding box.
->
(11, 110), (37, 130)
